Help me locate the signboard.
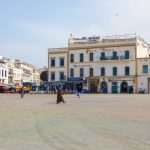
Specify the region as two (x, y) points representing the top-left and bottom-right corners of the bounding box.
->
(68, 78), (83, 82)
(46, 82), (65, 86)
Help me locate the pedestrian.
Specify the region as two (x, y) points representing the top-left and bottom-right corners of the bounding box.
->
(56, 86), (66, 104)
(54, 86), (57, 94)
(77, 84), (82, 98)
(20, 87), (25, 98)
(49, 86), (52, 94)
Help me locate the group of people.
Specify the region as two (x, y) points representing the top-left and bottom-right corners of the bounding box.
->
(57, 85), (82, 104)
(19, 85), (82, 105)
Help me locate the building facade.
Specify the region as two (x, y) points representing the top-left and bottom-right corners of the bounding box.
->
(48, 34), (150, 93)
(0, 56), (8, 84)
(0, 56), (40, 85)
(7, 60), (22, 85)
(14, 59), (40, 84)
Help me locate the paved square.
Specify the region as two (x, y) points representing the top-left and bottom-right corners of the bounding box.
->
(0, 94), (150, 150)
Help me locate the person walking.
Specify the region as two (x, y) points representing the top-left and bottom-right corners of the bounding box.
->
(20, 87), (25, 98)
(56, 86), (66, 104)
(77, 84), (82, 98)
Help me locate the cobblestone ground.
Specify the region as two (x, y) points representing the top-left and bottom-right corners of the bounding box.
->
(0, 94), (150, 150)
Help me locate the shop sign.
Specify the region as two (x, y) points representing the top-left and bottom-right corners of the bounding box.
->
(109, 78), (121, 81)
(68, 78), (83, 82)
(47, 82), (65, 86)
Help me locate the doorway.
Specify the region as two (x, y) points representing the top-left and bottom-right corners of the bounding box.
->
(112, 82), (118, 93)
(90, 80), (98, 93)
(100, 81), (108, 93)
(121, 81), (128, 93)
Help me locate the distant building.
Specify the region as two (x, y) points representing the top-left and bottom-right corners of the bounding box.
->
(0, 56), (8, 84)
(7, 60), (22, 85)
(0, 56), (40, 85)
(48, 34), (150, 93)
(14, 59), (40, 85)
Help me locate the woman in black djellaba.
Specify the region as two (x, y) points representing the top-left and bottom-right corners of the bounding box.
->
(56, 86), (66, 104)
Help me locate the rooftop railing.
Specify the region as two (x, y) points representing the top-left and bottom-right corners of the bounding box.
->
(68, 33), (148, 46)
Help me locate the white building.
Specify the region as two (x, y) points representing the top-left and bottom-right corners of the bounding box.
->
(7, 60), (22, 85)
(0, 56), (8, 85)
(48, 34), (150, 93)
(14, 59), (40, 85)
(0, 56), (40, 86)
(48, 48), (68, 82)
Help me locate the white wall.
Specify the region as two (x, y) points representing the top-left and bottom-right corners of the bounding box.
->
(137, 40), (149, 58)
(0, 63), (8, 84)
(138, 58), (150, 93)
(48, 53), (68, 82)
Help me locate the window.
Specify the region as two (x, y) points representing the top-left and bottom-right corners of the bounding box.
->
(100, 52), (105, 60)
(60, 58), (64, 67)
(51, 72), (55, 81)
(2, 69), (4, 77)
(51, 59), (55, 67)
(143, 65), (148, 74)
(70, 69), (74, 77)
(125, 51), (129, 59)
(89, 68), (93, 76)
(80, 68), (84, 77)
(60, 72), (65, 80)
(101, 67), (105, 76)
(89, 53), (94, 61)
(101, 52), (105, 57)
(70, 54), (74, 62)
(112, 51), (118, 59)
(5, 70), (7, 77)
(125, 67), (130, 76)
(113, 67), (117, 76)
(80, 53), (84, 62)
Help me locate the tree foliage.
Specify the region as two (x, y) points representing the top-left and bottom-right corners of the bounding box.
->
(40, 70), (48, 82)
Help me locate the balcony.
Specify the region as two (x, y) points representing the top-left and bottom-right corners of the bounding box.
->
(120, 56), (130, 60)
(100, 56), (119, 60)
(100, 55), (130, 61)
(9, 72), (14, 77)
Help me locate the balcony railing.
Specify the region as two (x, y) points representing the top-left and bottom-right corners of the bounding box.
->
(120, 56), (129, 60)
(100, 56), (129, 61)
(100, 56), (119, 60)
(9, 72), (14, 77)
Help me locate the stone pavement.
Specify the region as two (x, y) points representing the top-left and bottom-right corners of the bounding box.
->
(0, 94), (150, 150)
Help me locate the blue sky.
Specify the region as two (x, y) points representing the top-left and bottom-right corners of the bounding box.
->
(0, 0), (150, 67)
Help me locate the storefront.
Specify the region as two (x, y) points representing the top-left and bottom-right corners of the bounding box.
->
(88, 78), (99, 93)
(99, 78), (134, 94)
(46, 82), (65, 87)
(66, 78), (87, 91)
(111, 82), (118, 93)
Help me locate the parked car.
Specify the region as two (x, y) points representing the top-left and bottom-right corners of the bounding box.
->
(15, 85), (23, 93)
(0, 85), (9, 93)
(7, 85), (16, 93)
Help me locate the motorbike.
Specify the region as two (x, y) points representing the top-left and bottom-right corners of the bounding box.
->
(138, 88), (145, 94)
